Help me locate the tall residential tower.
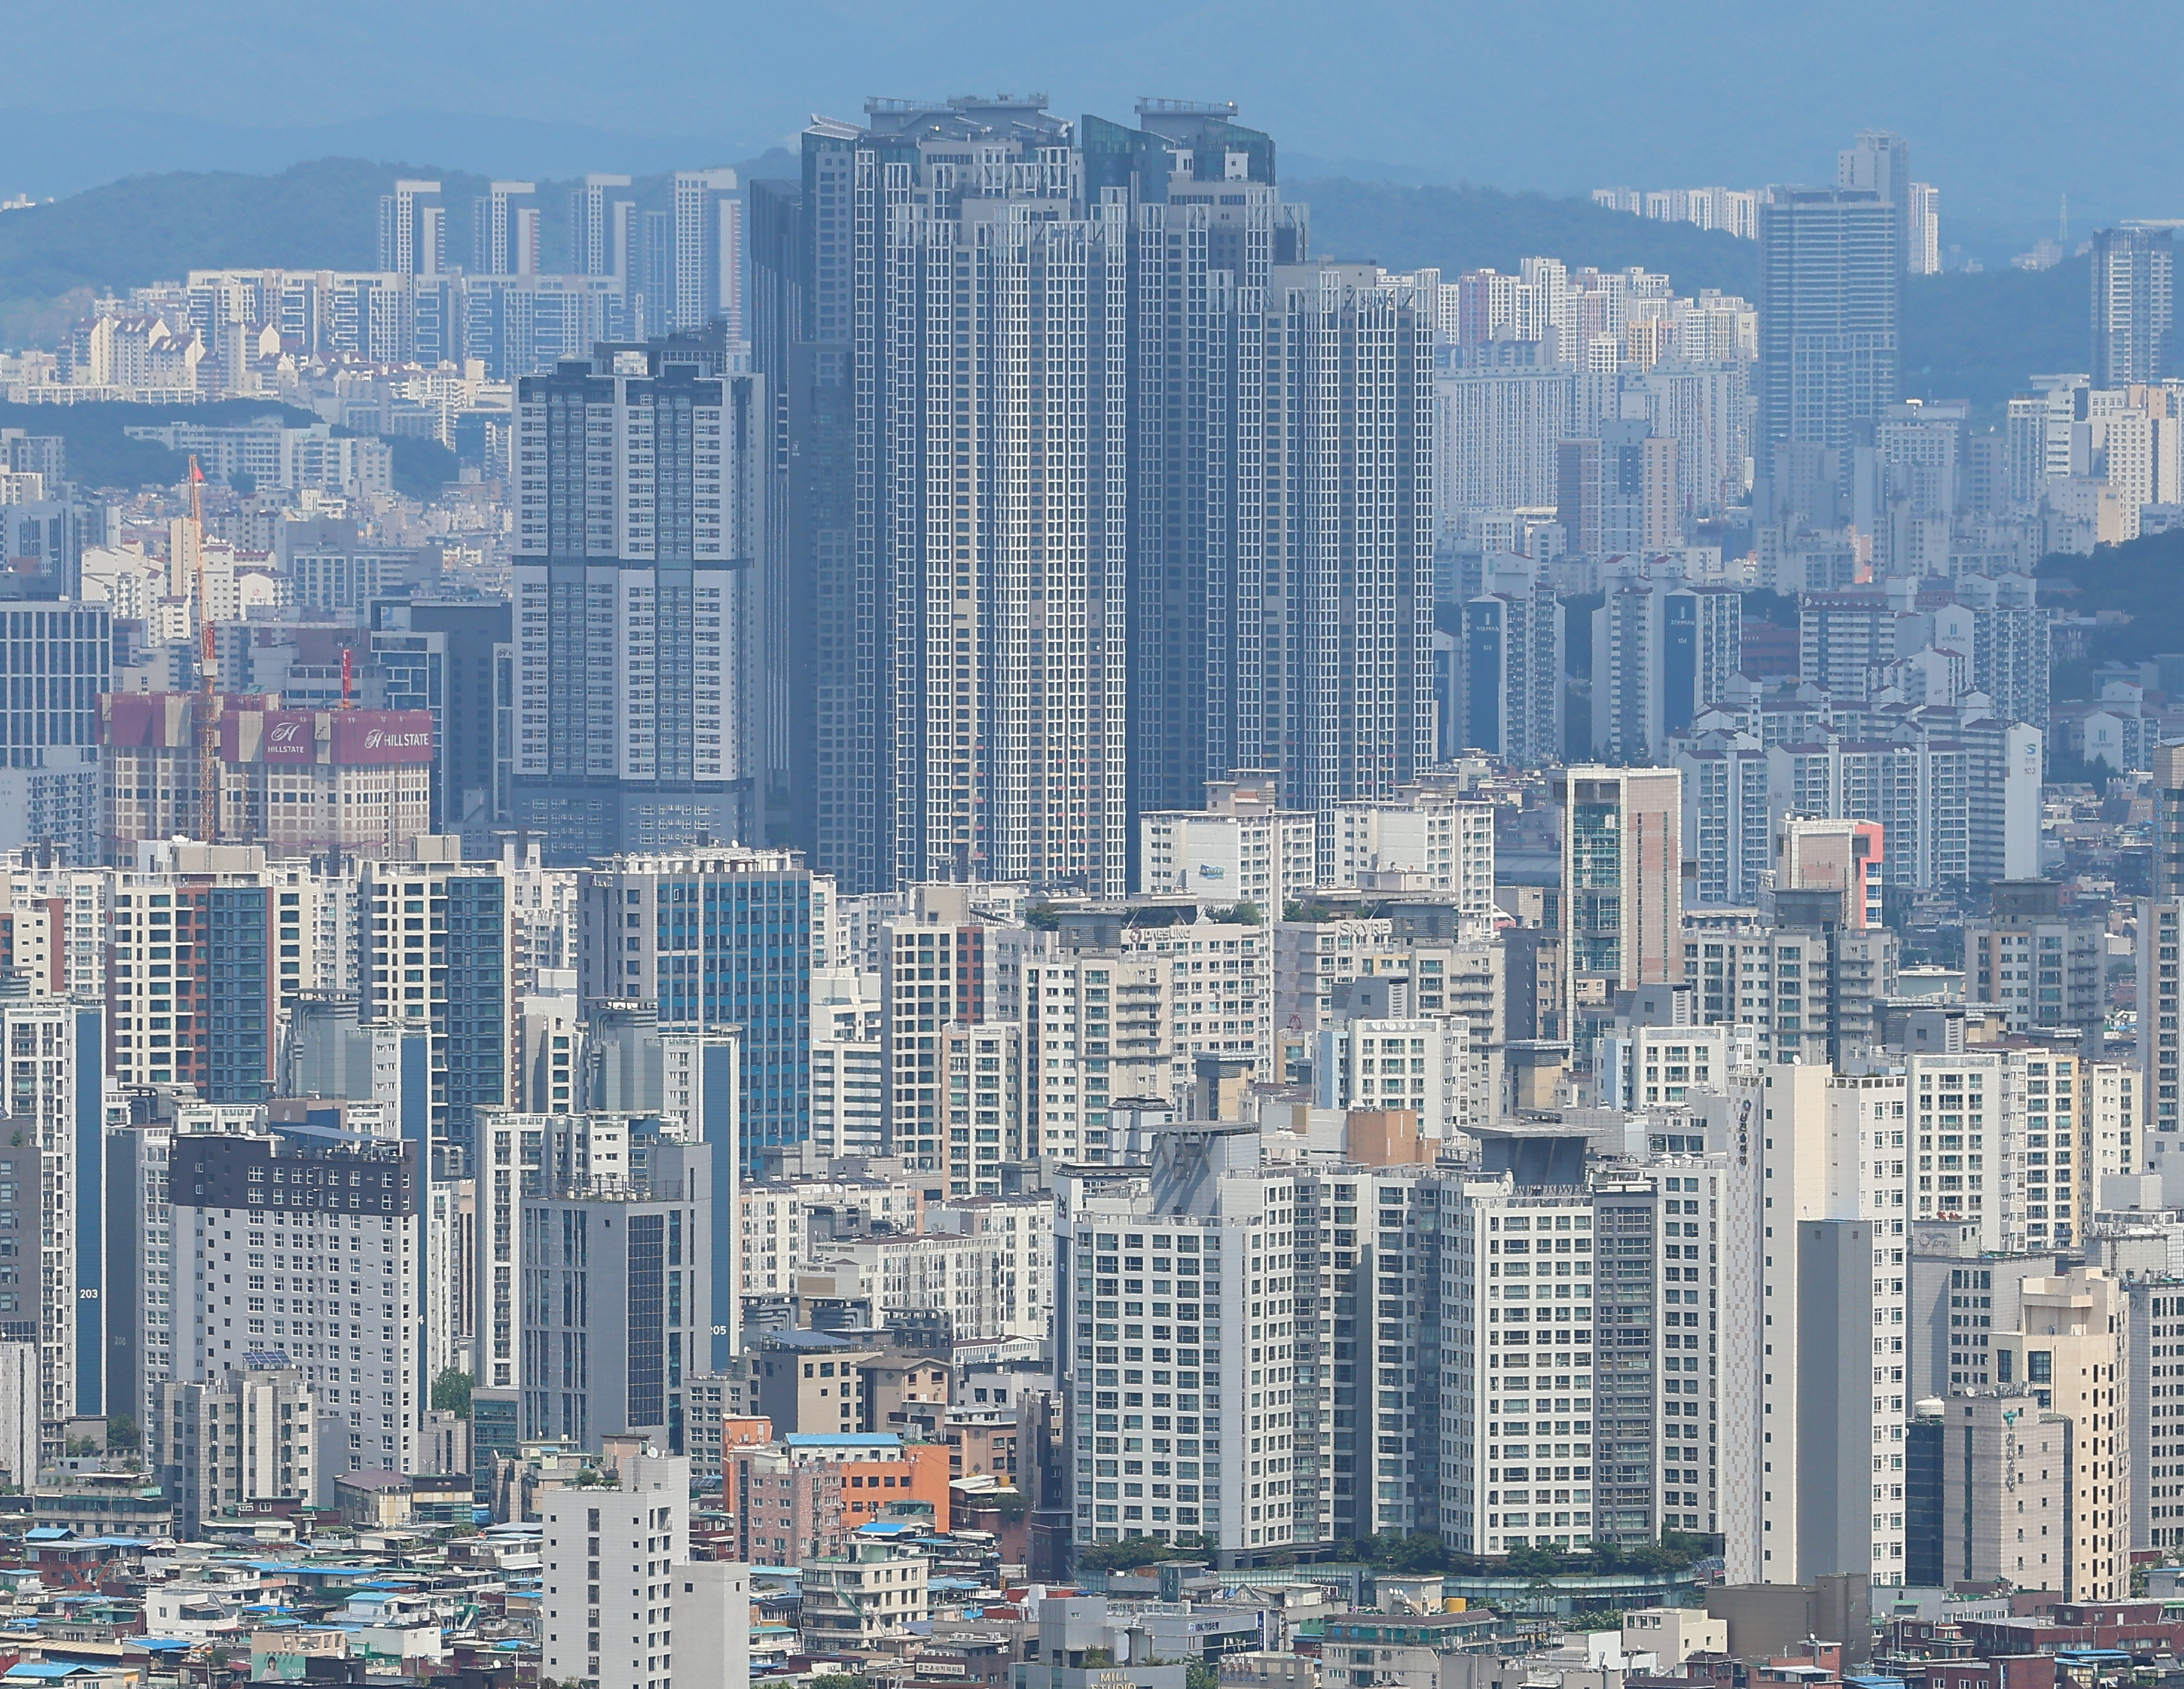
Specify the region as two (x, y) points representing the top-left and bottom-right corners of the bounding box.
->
(751, 96), (1433, 892)
(511, 329), (769, 861)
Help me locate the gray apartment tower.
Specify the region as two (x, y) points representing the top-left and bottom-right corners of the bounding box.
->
(2090, 224), (2174, 387)
(1837, 131), (1915, 276)
(1459, 565), (1563, 766)
(472, 182), (540, 277)
(1757, 186), (1900, 487)
(751, 96), (1434, 893)
(510, 327), (770, 862)
(376, 180), (445, 277)
(672, 169), (744, 340)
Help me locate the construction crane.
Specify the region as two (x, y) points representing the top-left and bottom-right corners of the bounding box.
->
(189, 456), (219, 844)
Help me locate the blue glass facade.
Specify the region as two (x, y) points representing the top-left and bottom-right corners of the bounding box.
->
(593, 862), (811, 1176)
(442, 874), (509, 1153)
(203, 885), (271, 1104)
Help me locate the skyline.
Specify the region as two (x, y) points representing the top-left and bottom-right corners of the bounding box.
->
(0, 17), (2179, 1624)
(0, 1), (2180, 239)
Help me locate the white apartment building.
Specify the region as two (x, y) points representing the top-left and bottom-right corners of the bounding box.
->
(1066, 1127), (1300, 1554)
(1441, 1184), (1602, 1557)
(800, 1543), (930, 1645)
(505, 852), (582, 992)
(817, 1198), (1051, 1344)
(2087, 1059), (2142, 1200)
(1904, 1047), (2108, 1258)
(876, 885), (1015, 1190)
(1008, 946), (1176, 1164)
(929, 1195), (1051, 1340)
(1641, 1154), (1742, 1543)
(1314, 1017), (1475, 1140)
(426, 1179), (473, 1383)
(540, 1444), (752, 1689)
(2000, 1048), (2089, 1252)
(1138, 774), (1317, 914)
(0, 859), (112, 998)
(106, 843), (275, 1091)
(2, 995), (102, 1445)
(738, 1172), (928, 1299)
(356, 843), (512, 1148)
(1729, 1065), (1909, 1586)
(158, 1367), (323, 1536)
(2122, 1279), (2184, 1552)
(268, 859), (362, 1008)
(1906, 1054), (2005, 1246)
(935, 1021), (1025, 1195)
(1272, 919), (1503, 1108)
(1327, 797), (1495, 915)
(112, 1114), (176, 1433)
(166, 1123), (428, 1479)
(1600, 1026), (1731, 1111)
(809, 1038), (885, 1166)
(1115, 914), (1277, 1084)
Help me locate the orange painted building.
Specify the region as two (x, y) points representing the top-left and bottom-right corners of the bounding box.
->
(785, 1433), (952, 1527)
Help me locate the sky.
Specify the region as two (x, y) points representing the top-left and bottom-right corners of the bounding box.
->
(1, 0), (2173, 238)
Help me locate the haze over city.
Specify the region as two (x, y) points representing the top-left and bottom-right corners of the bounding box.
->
(0, 9), (2177, 1689)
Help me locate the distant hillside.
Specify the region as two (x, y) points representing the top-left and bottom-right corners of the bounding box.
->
(1299, 179), (2096, 406)
(0, 158), (2101, 416)
(0, 398), (456, 497)
(0, 152), (796, 347)
(2036, 528), (2184, 667)
(0, 160), (390, 302)
(1295, 177), (1761, 297)
(0, 161), (1768, 338)
(1902, 256), (2091, 407)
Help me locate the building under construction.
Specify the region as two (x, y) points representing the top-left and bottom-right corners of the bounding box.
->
(99, 692), (434, 863)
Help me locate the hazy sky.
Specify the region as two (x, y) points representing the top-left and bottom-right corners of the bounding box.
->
(3, 0), (2171, 232)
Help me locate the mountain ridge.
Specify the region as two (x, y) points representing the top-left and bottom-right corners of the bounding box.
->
(0, 157), (2091, 407)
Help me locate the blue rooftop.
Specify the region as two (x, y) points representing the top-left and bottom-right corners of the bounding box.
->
(785, 1433), (901, 1448)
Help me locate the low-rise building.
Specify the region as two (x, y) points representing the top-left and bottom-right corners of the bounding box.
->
(800, 1542), (930, 1644)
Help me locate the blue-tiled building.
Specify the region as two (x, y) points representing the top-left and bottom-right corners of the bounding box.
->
(579, 850), (813, 1176)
